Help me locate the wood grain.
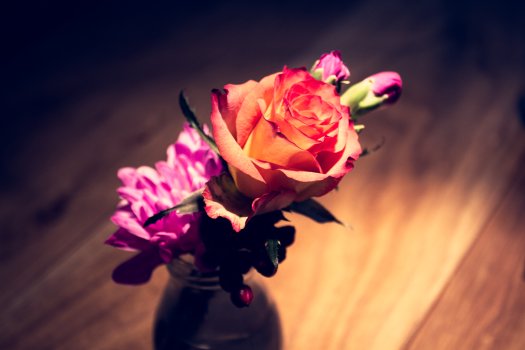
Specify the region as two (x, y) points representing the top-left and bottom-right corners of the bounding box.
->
(404, 156), (525, 350)
(1, 1), (524, 349)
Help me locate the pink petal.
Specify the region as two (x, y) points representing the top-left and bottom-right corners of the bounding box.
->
(111, 211), (151, 240)
(105, 228), (150, 251)
(117, 167), (138, 187)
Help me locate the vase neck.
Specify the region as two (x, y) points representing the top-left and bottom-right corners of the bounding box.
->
(167, 256), (221, 290)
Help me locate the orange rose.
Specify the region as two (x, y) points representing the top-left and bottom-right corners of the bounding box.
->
(204, 67), (361, 231)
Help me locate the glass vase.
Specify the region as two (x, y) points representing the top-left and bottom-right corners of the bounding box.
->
(153, 257), (283, 350)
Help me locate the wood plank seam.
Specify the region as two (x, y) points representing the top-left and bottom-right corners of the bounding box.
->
(401, 149), (525, 350)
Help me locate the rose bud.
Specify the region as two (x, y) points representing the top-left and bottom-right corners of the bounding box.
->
(231, 284), (254, 308)
(340, 71), (402, 118)
(311, 50), (350, 84)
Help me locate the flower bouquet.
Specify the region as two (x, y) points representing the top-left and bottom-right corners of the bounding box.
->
(106, 51), (401, 348)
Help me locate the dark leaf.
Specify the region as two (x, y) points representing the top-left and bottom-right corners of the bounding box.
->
(265, 239), (280, 269)
(143, 189), (203, 227)
(360, 136), (386, 157)
(289, 198), (343, 225)
(179, 91), (220, 154)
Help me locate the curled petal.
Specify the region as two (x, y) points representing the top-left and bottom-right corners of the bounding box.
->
(216, 80), (258, 140)
(211, 89), (268, 197)
(251, 190), (296, 214)
(203, 174), (297, 232)
(203, 174), (253, 232)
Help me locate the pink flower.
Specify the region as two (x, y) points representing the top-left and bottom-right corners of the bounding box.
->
(370, 71), (402, 104)
(313, 50), (350, 82)
(106, 124), (222, 284)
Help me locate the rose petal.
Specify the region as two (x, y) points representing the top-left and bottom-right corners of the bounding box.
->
(244, 113), (321, 172)
(217, 80), (258, 139)
(203, 174), (253, 232)
(251, 190), (296, 214)
(272, 67), (310, 101)
(251, 127), (360, 201)
(211, 89), (268, 197)
(274, 116), (321, 150)
(269, 68), (345, 152)
(233, 73), (277, 147)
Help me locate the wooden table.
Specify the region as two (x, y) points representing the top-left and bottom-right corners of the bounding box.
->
(2, 1), (524, 349)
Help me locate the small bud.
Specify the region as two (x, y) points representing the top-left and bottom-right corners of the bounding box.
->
(230, 284), (254, 308)
(370, 72), (402, 104)
(340, 71), (402, 118)
(276, 226), (295, 247)
(311, 50), (350, 83)
(253, 251), (278, 277)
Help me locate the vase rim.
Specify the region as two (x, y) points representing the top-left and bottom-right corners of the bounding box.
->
(166, 255), (222, 290)
(167, 254), (256, 291)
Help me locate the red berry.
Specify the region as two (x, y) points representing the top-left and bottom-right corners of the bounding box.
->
(230, 284), (254, 308)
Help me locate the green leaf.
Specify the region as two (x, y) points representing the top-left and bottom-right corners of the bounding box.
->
(289, 198), (343, 225)
(264, 239), (280, 270)
(179, 91), (220, 154)
(143, 189), (204, 227)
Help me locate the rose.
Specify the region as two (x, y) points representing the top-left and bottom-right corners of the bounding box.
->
(204, 67), (361, 231)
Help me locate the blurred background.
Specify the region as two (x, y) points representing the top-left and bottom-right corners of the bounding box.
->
(1, 0), (524, 349)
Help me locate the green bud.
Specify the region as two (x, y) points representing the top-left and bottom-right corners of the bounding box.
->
(340, 72), (402, 119)
(340, 78), (380, 118)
